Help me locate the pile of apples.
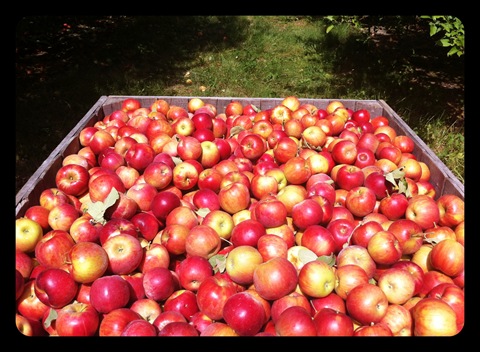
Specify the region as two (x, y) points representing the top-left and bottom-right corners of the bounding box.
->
(15, 96), (464, 336)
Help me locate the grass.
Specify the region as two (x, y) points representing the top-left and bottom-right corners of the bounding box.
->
(16, 16), (464, 194)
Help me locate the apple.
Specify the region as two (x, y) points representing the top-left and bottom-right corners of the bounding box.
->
(89, 274), (131, 314)
(98, 217), (137, 245)
(298, 259), (335, 298)
(24, 205), (51, 234)
(427, 282), (464, 332)
(34, 229), (75, 268)
(67, 241), (109, 284)
(270, 291), (313, 325)
(34, 268), (78, 309)
(257, 233), (289, 262)
(142, 266), (176, 302)
(283, 156), (311, 185)
(225, 245), (263, 286)
(119, 319), (158, 336)
(222, 291), (266, 336)
(200, 209), (234, 241)
(334, 264), (369, 301)
(200, 322), (239, 336)
(300, 224), (336, 257)
(378, 192), (409, 221)
(239, 132), (266, 162)
(275, 305), (317, 336)
(39, 187), (71, 211)
(175, 255), (213, 292)
(363, 171), (391, 200)
(367, 230), (403, 266)
(47, 201), (81, 232)
(273, 136), (298, 164)
(150, 98), (170, 115)
(281, 95), (301, 111)
(148, 191), (181, 224)
(157, 321), (199, 336)
(353, 322), (393, 336)
(331, 139), (357, 165)
(250, 173), (278, 200)
(220, 169), (250, 189)
(183, 224), (221, 259)
(197, 167), (223, 193)
(163, 289), (199, 321)
(138, 242), (170, 274)
(428, 238), (464, 278)
(345, 186), (377, 218)
(391, 260), (425, 296)
(129, 212), (159, 242)
(345, 282), (389, 325)
(336, 245), (376, 279)
(253, 257), (298, 301)
(88, 172), (126, 203)
(196, 272), (238, 321)
(99, 307), (142, 336)
(377, 267), (416, 305)
(218, 181), (251, 215)
(152, 310), (187, 333)
(16, 279), (50, 322)
(436, 194), (464, 228)
(16, 249), (34, 280)
(229, 218), (265, 248)
(88, 129), (116, 155)
(79, 126), (98, 147)
(326, 218), (355, 254)
(405, 194), (441, 230)
(129, 298), (162, 323)
(314, 308), (354, 336)
(377, 303), (413, 336)
(101, 234), (143, 275)
(53, 302), (99, 336)
(276, 184), (308, 216)
(411, 297), (457, 336)
(69, 214), (102, 244)
(165, 205), (199, 229)
(191, 188), (220, 212)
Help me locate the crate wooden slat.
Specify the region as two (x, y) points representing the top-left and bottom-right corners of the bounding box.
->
(16, 96), (464, 218)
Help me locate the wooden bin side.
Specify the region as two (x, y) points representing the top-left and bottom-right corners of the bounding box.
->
(16, 95), (464, 219)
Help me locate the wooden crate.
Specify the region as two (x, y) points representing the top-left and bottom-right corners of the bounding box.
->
(15, 96), (464, 218)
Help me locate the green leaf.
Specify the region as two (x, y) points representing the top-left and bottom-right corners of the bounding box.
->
(229, 126), (244, 138)
(43, 308), (58, 329)
(86, 188), (120, 225)
(195, 207), (211, 218)
(317, 253), (336, 267)
(298, 247), (318, 265)
(209, 253), (227, 274)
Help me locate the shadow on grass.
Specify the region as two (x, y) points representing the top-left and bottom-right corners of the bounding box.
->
(16, 16), (251, 193)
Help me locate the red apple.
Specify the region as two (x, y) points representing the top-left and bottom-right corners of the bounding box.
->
(336, 245), (376, 279)
(176, 255), (213, 292)
(436, 194), (464, 228)
(377, 267), (416, 305)
(99, 307), (142, 336)
(253, 257), (298, 301)
(230, 218), (266, 248)
(378, 192), (409, 220)
(345, 186), (377, 218)
(55, 302), (100, 336)
(391, 260), (425, 296)
(326, 218), (355, 254)
(405, 194), (441, 230)
(298, 259), (336, 298)
(34, 268), (78, 309)
(150, 190), (181, 222)
(314, 308), (354, 336)
(334, 264), (370, 301)
(378, 303), (412, 336)
(120, 319), (158, 336)
(367, 230), (403, 266)
(89, 274), (131, 314)
(411, 297), (458, 336)
(222, 291), (266, 336)
(130, 298), (162, 323)
(300, 224), (336, 257)
(142, 266), (176, 302)
(427, 282), (464, 332)
(196, 272), (238, 321)
(163, 289), (199, 321)
(225, 245), (263, 286)
(47, 202), (80, 232)
(102, 234), (143, 275)
(428, 238), (464, 278)
(346, 282), (389, 325)
(275, 306), (317, 336)
(184, 224), (221, 259)
(35, 229), (75, 268)
(67, 241), (109, 284)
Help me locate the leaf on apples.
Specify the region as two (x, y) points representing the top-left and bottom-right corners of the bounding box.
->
(317, 253), (336, 267)
(43, 308), (58, 329)
(85, 188), (119, 225)
(229, 126), (244, 138)
(209, 253), (227, 274)
(195, 207), (211, 218)
(172, 156), (183, 166)
(298, 247), (319, 265)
